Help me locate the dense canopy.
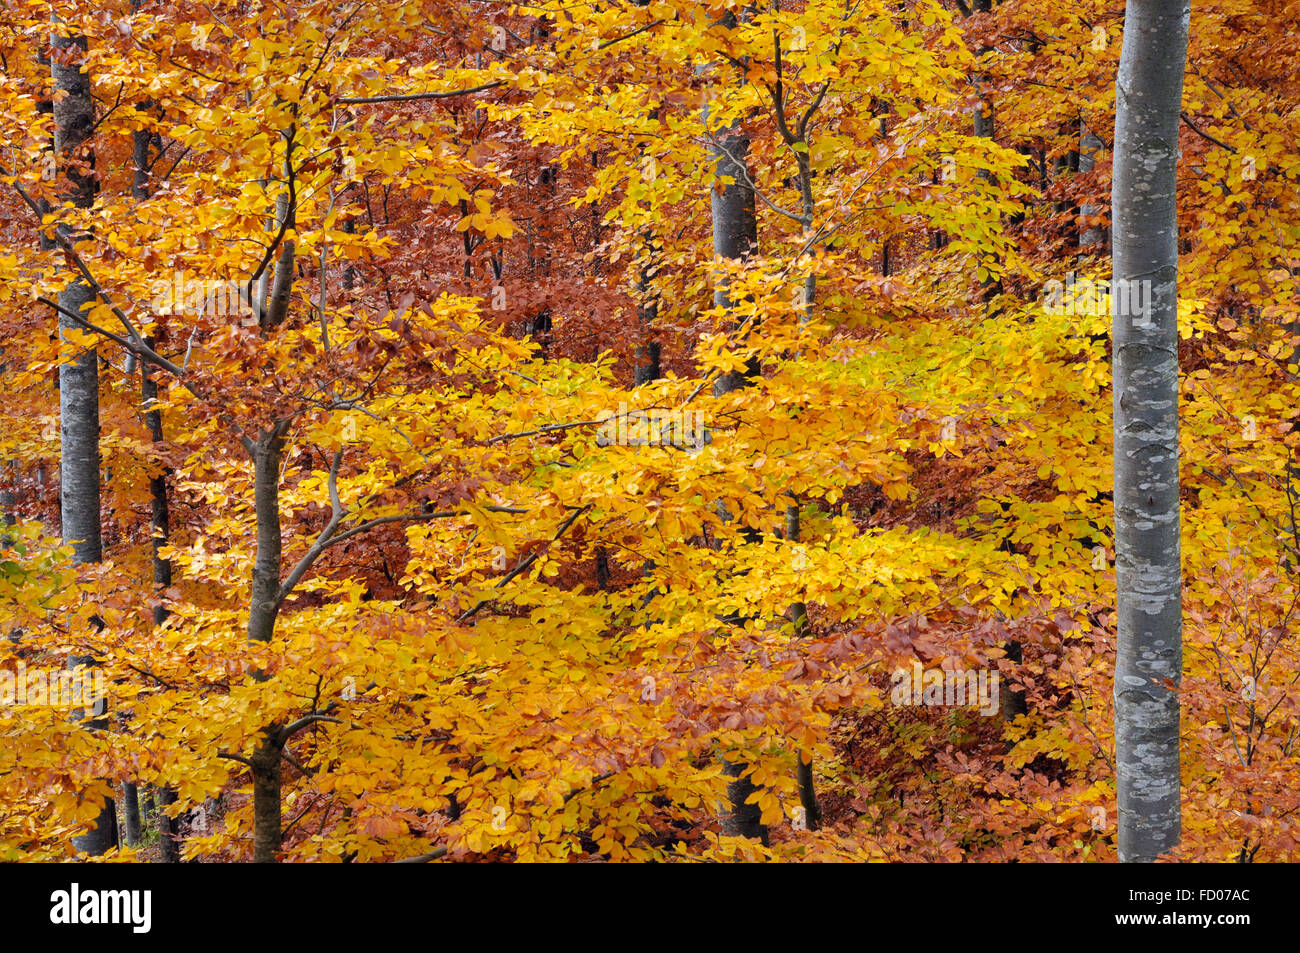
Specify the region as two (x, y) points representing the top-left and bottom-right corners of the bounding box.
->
(0, 0), (1295, 863)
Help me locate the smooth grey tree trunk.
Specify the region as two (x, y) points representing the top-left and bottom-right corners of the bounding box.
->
(248, 430), (285, 646)
(1079, 123), (1107, 248)
(52, 21), (117, 857)
(58, 281), (99, 568)
(53, 28), (99, 569)
(703, 24), (766, 843)
(1111, 0), (1188, 864)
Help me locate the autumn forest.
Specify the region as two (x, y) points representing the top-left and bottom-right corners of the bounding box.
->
(0, 0), (1294, 868)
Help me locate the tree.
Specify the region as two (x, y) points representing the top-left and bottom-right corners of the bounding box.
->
(50, 13), (117, 858)
(702, 8), (767, 846)
(1110, 0), (1190, 863)
(2, 0), (1299, 867)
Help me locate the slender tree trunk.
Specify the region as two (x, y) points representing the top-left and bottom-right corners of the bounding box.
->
(999, 639), (1028, 719)
(121, 782), (142, 846)
(248, 427), (286, 861)
(796, 755), (822, 830)
(155, 785), (181, 863)
(1111, 0), (1188, 864)
(632, 247), (661, 385)
(243, 122), (297, 861)
(1079, 122), (1107, 248)
(969, 0), (1002, 301)
(704, 21), (766, 843)
(264, 191), (296, 330)
(52, 18), (117, 857)
(783, 136), (820, 827)
(143, 293), (180, 863)
(53, 30), (99, 568)
(251, 731), (284, 863)
(142, 343), (173, 624)
(132, 98), (184, 859)
(132, 119), (153, 202)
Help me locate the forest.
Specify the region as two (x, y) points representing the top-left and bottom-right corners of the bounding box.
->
(0, 0), (1294, 866)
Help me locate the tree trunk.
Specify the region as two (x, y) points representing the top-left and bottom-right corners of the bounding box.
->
(134, 106), (183, 857)
(264, 190), (296, 330)
(633, 247), (661, 385)
(121, 782), (142, 846)
(783, 140), (819, 824)
(999, 639), (1028, 719)
(53, 22), (99, 569)
(248, 430), (285, 645)
(251, 732), (284, 863)
(970, 0), (1001, 301)
(132, 117), (154, 203)
(56, 276), (100, 571)
(1079, 122), (1107, 248)
(143, 287), (180, 863)
(796, 754), (822, 831)
(704, 22), (766, 844)
(243, 132), (297, 861)
(155, 785), (181, 863)
(248, 427), (286, 861)
(53, 18), (117, 858)
(1111, 0), (1188, 864)
(142, 339), (172, 625)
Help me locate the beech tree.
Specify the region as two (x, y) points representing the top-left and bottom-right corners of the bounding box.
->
(50, 15), (116, 857)
(1110, 0), (1189, 863)
(0, 0), (1297, 866)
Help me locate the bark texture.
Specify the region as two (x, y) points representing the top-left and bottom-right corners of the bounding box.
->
(251, 732), (284, 863)
(53, 21), (117, 857)
(53, 23), (99, 566)
(121, 782), (142, 846)
(1079, 123), (1107, 248)
(704, 23), (766, 843)
(248, 427), (287, 861)
(156, 785), (182, 863)
(1111, 0), (1188, 863)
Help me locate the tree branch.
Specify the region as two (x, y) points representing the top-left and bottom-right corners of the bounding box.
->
(1180, 111), (1237, 154)
(395, 846), (448, 863)
(280, 712), (343, 740)
(338, 81), (504, 105)
(457, 505), (592, 622)
(218, 751), (255, 769)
